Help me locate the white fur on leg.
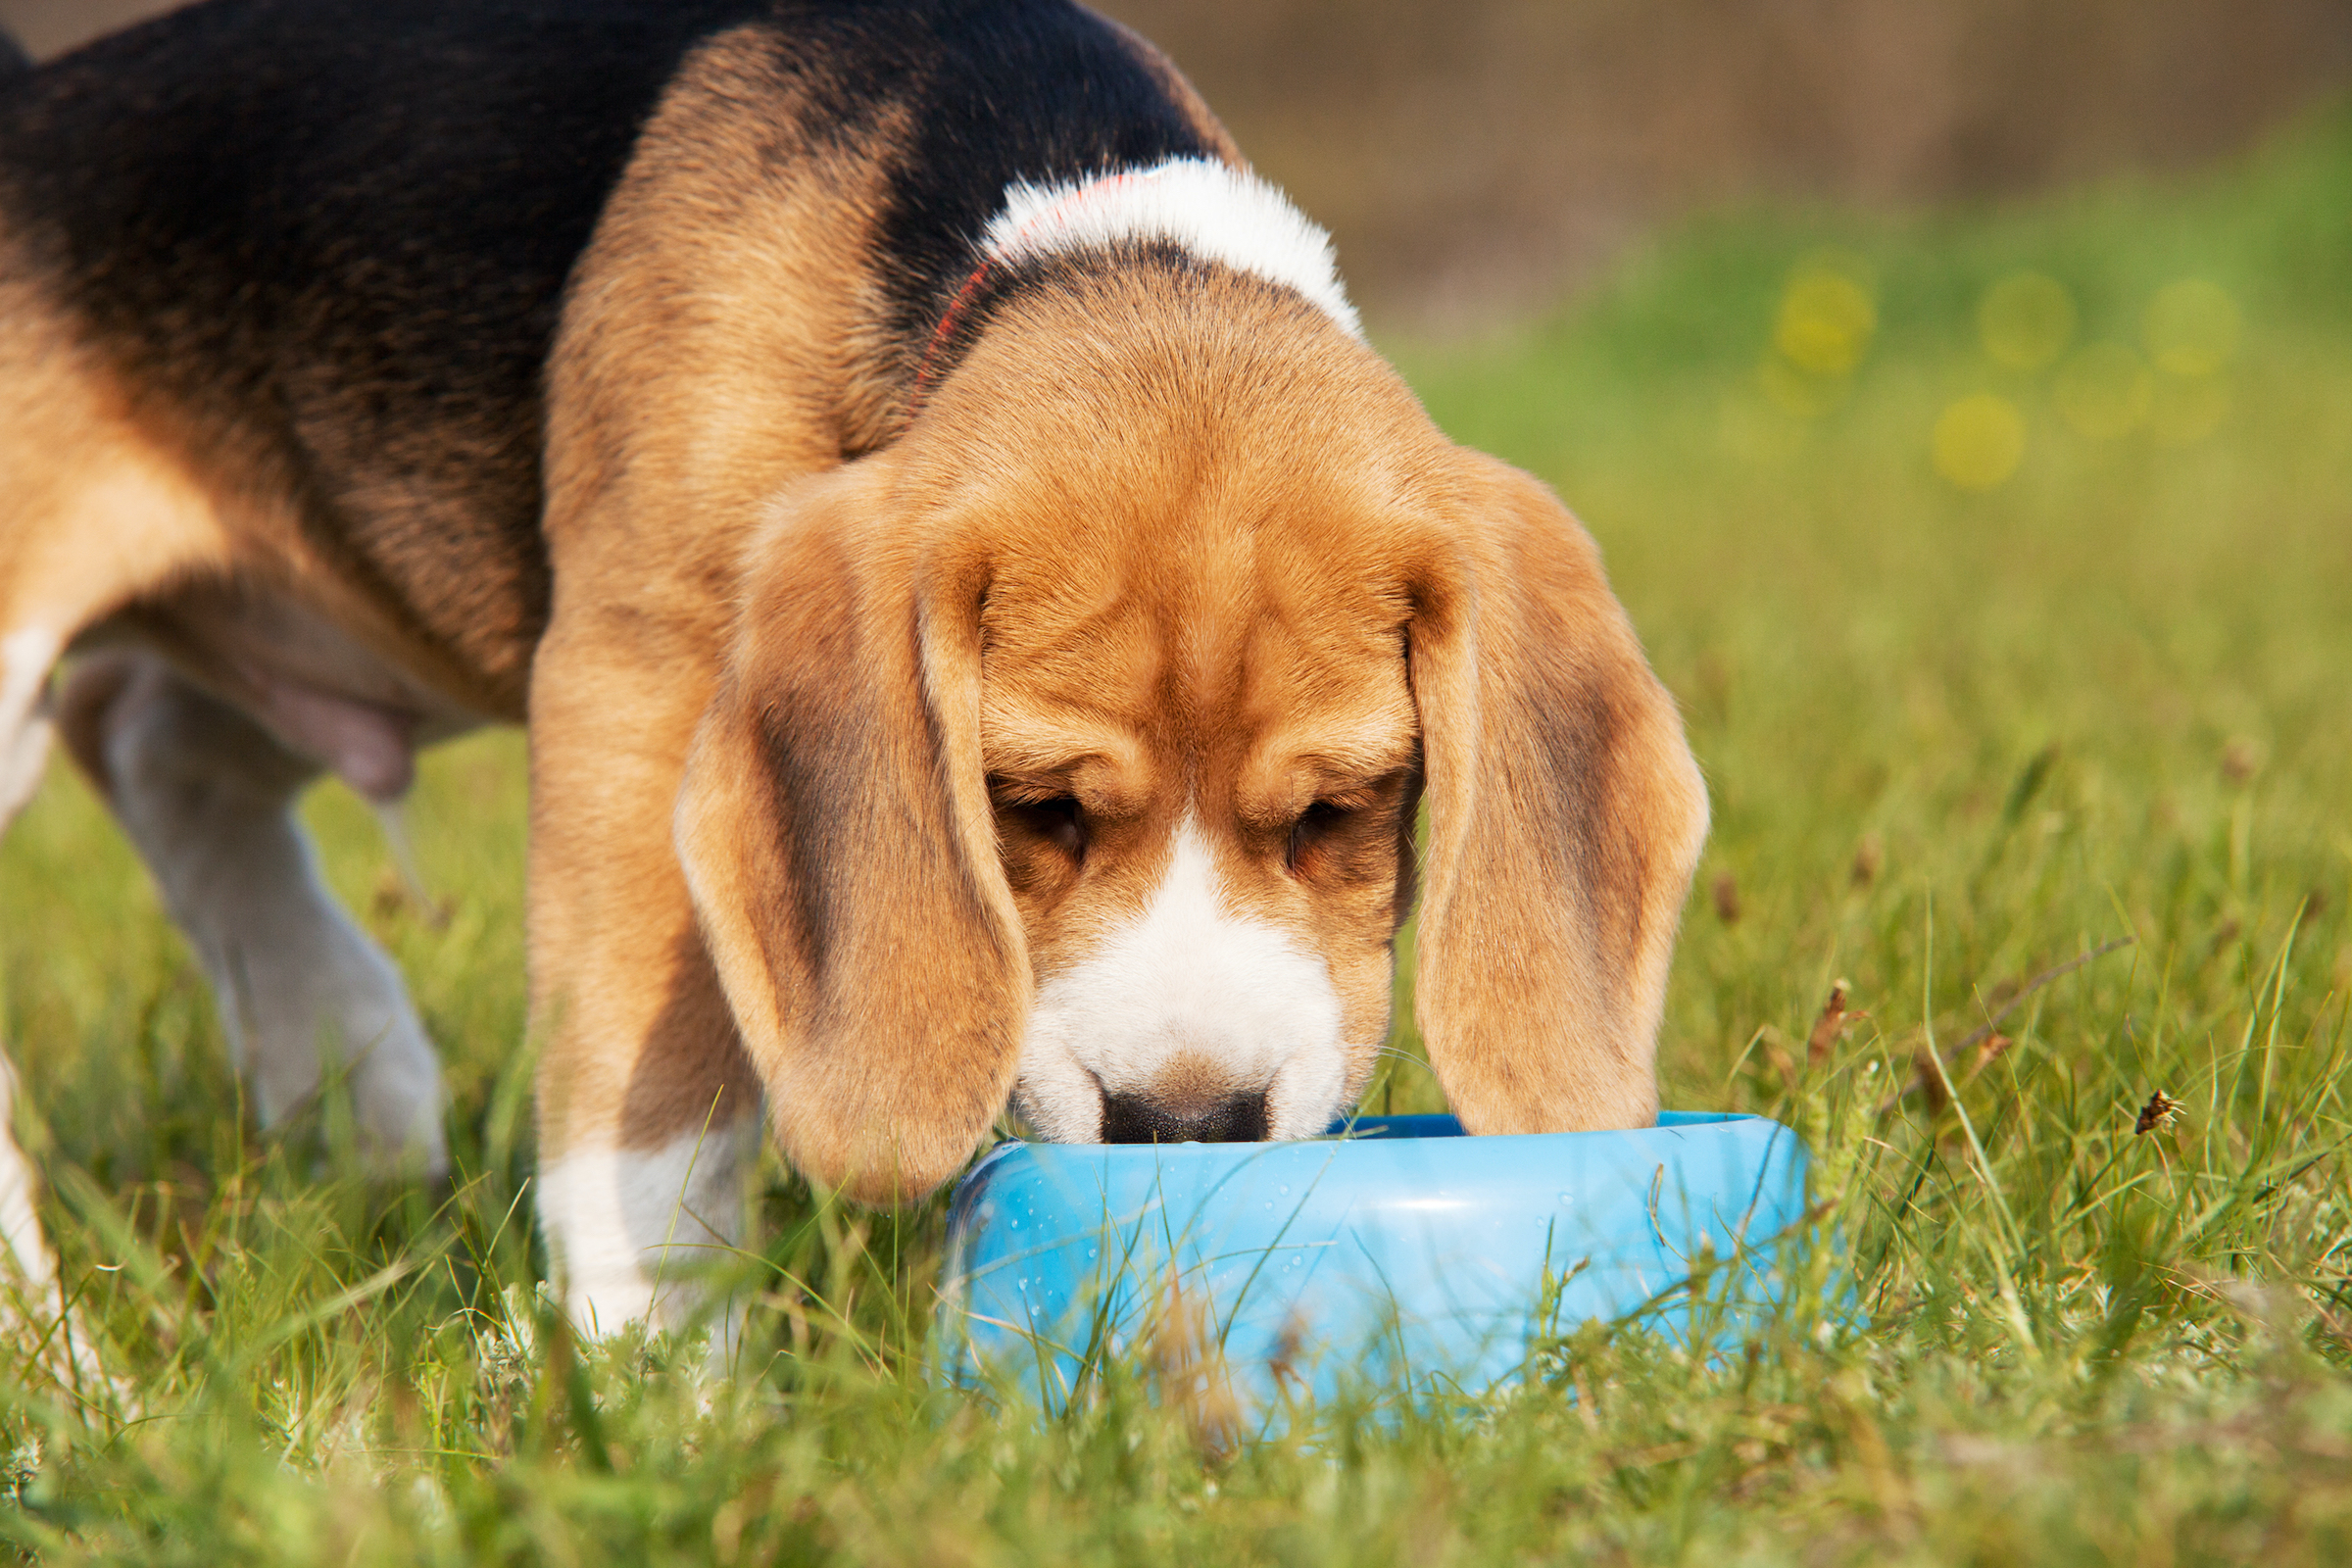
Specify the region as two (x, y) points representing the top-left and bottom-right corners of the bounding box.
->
(0, 1055), (54, 1290)
(537, 1117), (759, 1340)
(0, 626), (58, 824)
(135, 821), (447, 1171)
(0, 627), (59, 1288)
(99, 677), (449, 1174)
(2, 1059), (129, 1398)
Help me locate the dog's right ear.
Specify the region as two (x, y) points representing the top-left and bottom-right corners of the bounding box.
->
(674, 459), (1028, 1202)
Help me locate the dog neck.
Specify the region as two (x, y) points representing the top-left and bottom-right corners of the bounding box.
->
(908, 158), (1361, 412)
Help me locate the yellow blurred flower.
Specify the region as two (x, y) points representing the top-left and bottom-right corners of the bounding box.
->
(2142, 279), (2241, 377)
(1775, 269), (1877, 377)
(1932, 393), (2027, 490)
(2055, 343), (2153, 439)
(1978, 271), (2076, 371)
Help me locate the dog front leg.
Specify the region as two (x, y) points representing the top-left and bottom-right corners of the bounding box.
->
(526, 617), (763, 1340)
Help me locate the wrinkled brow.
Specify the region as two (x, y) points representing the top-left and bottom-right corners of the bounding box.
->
(1236, 700), (1420, 826)
(979, 701), (1147, 779)
(1254, 692), (1421, 778)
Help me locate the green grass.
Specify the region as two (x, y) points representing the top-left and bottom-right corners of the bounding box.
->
(5, 105), (2352, 1564)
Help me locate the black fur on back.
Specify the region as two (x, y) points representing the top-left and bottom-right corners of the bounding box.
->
(0, 0), (780, 675)
(843, 2), (1221, 351)
(0, 0), (1222, 675)
(0, 27), (28, 77)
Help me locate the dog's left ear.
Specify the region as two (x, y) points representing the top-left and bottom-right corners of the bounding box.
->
(1407, 453), (1709, 1132)
(674, 458), (1027, 1202)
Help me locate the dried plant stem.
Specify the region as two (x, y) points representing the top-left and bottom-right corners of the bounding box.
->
(1947, 938), (2136, 1059)
(1881, 937), (2136, 1115)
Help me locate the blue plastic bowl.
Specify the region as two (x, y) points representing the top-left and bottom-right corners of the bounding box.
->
(939, 1111), (1813, 1407)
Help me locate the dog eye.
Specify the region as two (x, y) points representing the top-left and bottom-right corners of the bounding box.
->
(1009, 795), (1087, 858)
(1287, 799), (1353, 870)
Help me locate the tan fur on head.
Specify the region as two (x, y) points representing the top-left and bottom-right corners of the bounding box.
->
(677, 259), (1706, 1193)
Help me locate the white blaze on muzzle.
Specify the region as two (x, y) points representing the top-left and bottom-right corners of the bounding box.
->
(1013, 819), (1348, 1143)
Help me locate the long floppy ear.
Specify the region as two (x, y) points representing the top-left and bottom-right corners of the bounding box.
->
(674, 458), (1026, 1201)
(1409, 454), (1708, 1132)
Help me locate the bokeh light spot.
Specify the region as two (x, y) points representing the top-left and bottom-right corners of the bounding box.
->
(1932, 393), (2027, 490)
(2055, 343), (2153, 439)
(1774, 269), (1877, 376)
(1978, 271), (2076, 370)
(2142, 278), (2241, 377)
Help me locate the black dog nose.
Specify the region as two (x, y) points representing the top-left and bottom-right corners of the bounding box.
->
(1100, 1088), (1269, 1144)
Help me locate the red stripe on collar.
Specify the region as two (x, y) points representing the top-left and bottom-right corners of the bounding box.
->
(906, 170), (1170, 420)
(907, 257), (994, 417)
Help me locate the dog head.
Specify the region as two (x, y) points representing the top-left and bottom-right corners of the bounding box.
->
(675, 195), (1706, 1202)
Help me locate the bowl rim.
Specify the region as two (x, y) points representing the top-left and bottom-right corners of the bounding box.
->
(957, 1109), (1797, 1181)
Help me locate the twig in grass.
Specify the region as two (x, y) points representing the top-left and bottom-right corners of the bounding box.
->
(1881, 937), (2135, 1114)
(1265, 1308), (1309, 1401)
(1950, 937), (2135, 1057)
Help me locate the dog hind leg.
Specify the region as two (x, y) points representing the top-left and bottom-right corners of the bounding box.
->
(58, 654), (449, 1176)
(0, 628), (60, 1285)
(0, 243), (243, 1285)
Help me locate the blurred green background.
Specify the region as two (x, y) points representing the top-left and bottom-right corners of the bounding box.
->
(8, 0), (2351, 328)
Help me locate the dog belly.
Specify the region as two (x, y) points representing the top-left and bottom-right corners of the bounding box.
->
(84, 581), (488, 804)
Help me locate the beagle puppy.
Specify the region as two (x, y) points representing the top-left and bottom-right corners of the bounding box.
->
(0, 0), (1706, 1332)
